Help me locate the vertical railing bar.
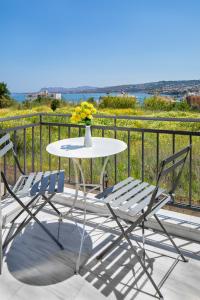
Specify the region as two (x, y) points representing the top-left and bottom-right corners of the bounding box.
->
(14, 130), (17, 182)
(39, 115), (42, 171)
(102, 128), (105, 165)
(172, 134), (175, 197)
(58, 126), (61, 170)
(90, 127), (93, 184)
(3, 154), (6, 194)
(141, 131), (144, 181)
(156, 133), (159, 176)
(128, 130), (130, 177)
(189, 135), (192, 206)
(79, 127), (82, 184)
(23, 128), (26, 174)
(172, 134), (175, 153)
(48, 125), (51, 171)
(101, 128), (106, 187)
(114, 117), (117, 184)
(79, 127), (81, 137)
(32, 126), (35, 172)
(68, 126), (71, 182)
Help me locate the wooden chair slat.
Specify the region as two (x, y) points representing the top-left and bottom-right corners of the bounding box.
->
(95, 177), (134, 199)
(57, 171), (65, 193)
(30, 172), (43, 195)
(127, 189), (165, 216)
(38, 171), (51, 194)
(48, 171), (57, 193)
(0, 133), (10, 146)
(119, 185), (156, 211)
(0, 142), (13, 158)
(111, 181), (147, 207)
(19, 173), (36, 194)
(104, 179), (143, 204)
(12, 175), (26, 193)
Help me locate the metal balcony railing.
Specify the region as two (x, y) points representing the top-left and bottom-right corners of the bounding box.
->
(1, 112), (200, 211)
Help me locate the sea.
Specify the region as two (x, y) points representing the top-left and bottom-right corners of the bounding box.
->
(11, 92), (152, 104)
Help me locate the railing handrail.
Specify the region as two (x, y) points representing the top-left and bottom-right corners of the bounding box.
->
(1, 112), (200, 123)
(0, 113), (41, 122)
(32, 112), (200, 123)
(41, 121), (200, 136)
(1, 119), (199, 136)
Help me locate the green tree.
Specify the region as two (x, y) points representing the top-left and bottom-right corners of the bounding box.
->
(0, 82), (10, 98)
(51, 99), (60, 111)
(0, 82), (15, 108)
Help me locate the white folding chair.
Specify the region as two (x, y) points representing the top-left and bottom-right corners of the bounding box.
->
(95, 145), (191, 299)
(0, 133), (65, 274)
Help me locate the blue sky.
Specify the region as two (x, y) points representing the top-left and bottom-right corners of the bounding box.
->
(1, 0), (200, 92)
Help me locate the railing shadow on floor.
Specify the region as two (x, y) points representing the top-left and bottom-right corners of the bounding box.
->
(44, 203), (200, 261)
(36, 205), (199, 299)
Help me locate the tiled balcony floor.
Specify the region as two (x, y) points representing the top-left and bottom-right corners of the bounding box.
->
(1, 201), (200, 300)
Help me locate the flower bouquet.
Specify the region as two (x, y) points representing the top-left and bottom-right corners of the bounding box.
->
(71, 101), (97, 147)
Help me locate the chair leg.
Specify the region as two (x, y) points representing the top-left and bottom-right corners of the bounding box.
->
(10, 195), (41, 224)
(97, 213), (145, 260)
(3, 196), (64, 250)
(3, 195), (41, 249)
(142, 218), (145, 264)
(3, 214), (33, 249)
(107, 204), (164, 299)
(33, 216), (64, 249)
(42, 194), (62, 219)
(0, 224), (2, 275)
(154, 214), (188, 262)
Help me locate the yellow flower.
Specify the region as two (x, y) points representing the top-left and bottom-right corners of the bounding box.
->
(75, 106), (81, 113)
(81, 101), (88, 107)
(70, 116), (76, 123)
(71, 111), (81, 123)
(88, 103), (93, 107)
(84, 109), (91, 115)
(81, 112), (86, 119)
(72, 102), (97, 124)
(75, 116), (81, 122)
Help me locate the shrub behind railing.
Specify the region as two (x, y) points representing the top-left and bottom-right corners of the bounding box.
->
(99, 95), (136, 109)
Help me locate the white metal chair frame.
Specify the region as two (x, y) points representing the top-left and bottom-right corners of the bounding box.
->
(95, 145), (191, 300)
(0, 133), (65, 274)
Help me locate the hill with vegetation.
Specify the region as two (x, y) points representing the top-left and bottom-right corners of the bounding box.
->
(39, 79), (200, 95)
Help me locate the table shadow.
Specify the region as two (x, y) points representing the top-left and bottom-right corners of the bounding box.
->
(5, 221), (92, 286)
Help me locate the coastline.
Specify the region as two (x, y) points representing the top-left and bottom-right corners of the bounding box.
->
(11, 91), (162, 103)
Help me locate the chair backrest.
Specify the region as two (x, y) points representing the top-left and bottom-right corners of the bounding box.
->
(0, 134), (13, 158)
(147, 144), (191, 213)
(0, 133), (24, 176)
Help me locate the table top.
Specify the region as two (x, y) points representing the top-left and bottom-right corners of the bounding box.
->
(46, 137), (127, 159)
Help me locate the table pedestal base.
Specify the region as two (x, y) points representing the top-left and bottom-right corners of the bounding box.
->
(61, 156), (109, 273)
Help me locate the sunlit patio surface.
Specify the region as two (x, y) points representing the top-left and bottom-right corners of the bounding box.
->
(1, 187), (200, 300)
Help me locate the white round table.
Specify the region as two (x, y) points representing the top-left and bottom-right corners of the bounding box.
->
(46, 137), (127, 159)
(46, 137), (127, 272)
(46, 137), (127, 192)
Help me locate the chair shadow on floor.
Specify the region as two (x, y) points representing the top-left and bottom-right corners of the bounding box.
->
(80, 238), (159, 300)
(5, 220), (93, 286)
(78, 221), (187, 300)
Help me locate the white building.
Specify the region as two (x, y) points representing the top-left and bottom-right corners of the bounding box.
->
(26, 90), (62, 101)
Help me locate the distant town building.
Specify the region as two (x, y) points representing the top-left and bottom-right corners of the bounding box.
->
(26, 90), (61, 101)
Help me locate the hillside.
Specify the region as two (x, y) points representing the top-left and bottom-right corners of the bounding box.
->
(39, 80), (200, 95)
